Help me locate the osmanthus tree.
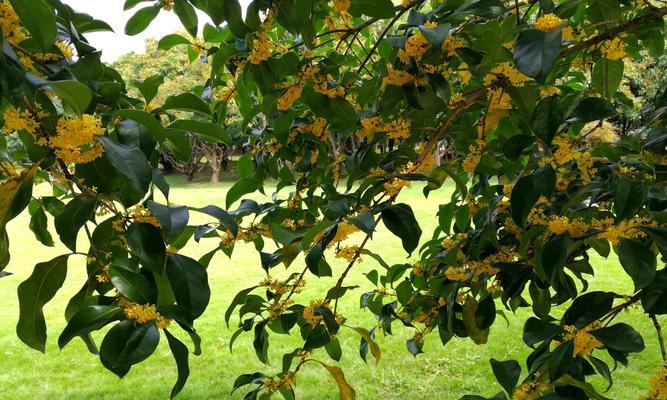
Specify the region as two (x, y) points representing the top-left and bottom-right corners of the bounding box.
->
(1, 0), (667, 398)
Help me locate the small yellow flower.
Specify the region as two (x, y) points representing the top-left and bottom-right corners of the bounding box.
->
(534, 14), (565, 31)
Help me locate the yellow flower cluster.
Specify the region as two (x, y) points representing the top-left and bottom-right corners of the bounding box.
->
(356, 116), (411, 140)
(512, 379), (548, 400)
(238, 223), (272, 242)
(442, 35), (466, 57)
(384, 118), (411, 140)
(484, 63), (531, 87)
(95, 265), (110, 283)
(267, 299), (294, 321)
(249, 31), (273, 64)
(335, 245), (359, 262)
(381, 67), (414, 89)
(277, 85), (303, 110)
(332, 0), (350, 13)
(49, 115), (105, 164)
(445, 266), (469, 281)
(384, 177), (409, 197)
(302, 299), (344, 327)
(118, 298), (171, 329)
(162, 0), (174, 11)
(259, 276), (305, 295)
(265, 372), (297, 393)
(441, 232), (468, 249)
(547, 216), (589, 237)
(0, 0), (27, 43)
(563, 322), (604, 356)
(640, 362), (667, 400)
(551, 136), (597, 182)
(592, 216), (655, 245)
(130, 205), (161, 227)
(534, 14), (565, 31)
(2, 107), (39, 135)
(403, 30), (431, 59)
(599, 37), (627, 60)
(292, 117), (328, 141)
(463, 138), (485, 173)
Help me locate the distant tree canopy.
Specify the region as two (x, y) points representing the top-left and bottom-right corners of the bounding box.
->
(113, 36), (244, 182)
(1, 1), (667, 400)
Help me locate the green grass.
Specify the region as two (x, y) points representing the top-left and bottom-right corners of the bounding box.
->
(0, 180), (663, 399)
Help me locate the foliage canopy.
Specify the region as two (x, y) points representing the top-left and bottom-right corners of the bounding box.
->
(1, 0), (667, 399)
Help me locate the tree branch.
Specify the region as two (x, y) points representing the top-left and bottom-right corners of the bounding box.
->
(651, 314), (667, 361)
(560, 7), (667, 58)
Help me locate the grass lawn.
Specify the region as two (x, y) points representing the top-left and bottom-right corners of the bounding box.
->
(0, 179), (663, 399)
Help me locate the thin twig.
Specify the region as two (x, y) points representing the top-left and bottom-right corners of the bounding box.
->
(651, 314), (667, 361)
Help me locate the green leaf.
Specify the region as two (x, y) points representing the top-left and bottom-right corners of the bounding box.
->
(349, 0), (395, 18)
(511, 165), (556, 228)
(592, 59), (624, 99)
(513, 28), (561, 83)
(47, 81), (93, 116)
(591, 323), (645, 353)
(158, 34), (192, 51)
(117, 119), (157, 158)
(164, 329), (190, 399)
(349, 211), (376, 237)
(166, 254), (210, 320)
(641, 268), (667, 314)
(134, 75), (164, 104)
(490, 359), (520, 396)
(418, 23), (451, 47)
(614, 176), (646, 222)
(523, 317), (562, 346)
(541, 234), (571, 285)
(173, 0), (198, 37)
(28, 202), (53, 246)
(168, 120), (230, 143)
(125, 5), (161, 36)
(58, 305), (125, 349)
(100, 320), (160, 377)
(566, 97), (616, 123)
(531, 95), (564, 144)
(100, 137), (153, 195)
(618, 239), (657, 291)
(115, 110), (167, 142)
(162, 93), (211, 116)
(549, 340), (574, 381)
(223, 0), (251, 38)
(126, 222), (167, 274)
(9, 0), (56, 49)
(563, 291), (615, 328)
(16, 255), (69, 352)
(108, 264), (154, 304)
(381, 204), (422, 255)
(226, 177), (262, 208)
(54, 194), (97, 252)
(146, 201), (189, 240)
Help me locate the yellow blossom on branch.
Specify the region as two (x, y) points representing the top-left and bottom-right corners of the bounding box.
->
(2, 107), (39, 135)
(563, 322), (604, 356)
(534, 14), (565, 31)
(50, 114), (105, 164)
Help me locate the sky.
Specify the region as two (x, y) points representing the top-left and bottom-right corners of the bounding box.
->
(62, 0), (251, 62)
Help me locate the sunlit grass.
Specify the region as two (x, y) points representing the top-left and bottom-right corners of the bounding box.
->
(0, 179), (663, 399)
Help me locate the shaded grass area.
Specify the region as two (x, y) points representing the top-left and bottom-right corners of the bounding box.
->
(0, 180), (663, 399)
